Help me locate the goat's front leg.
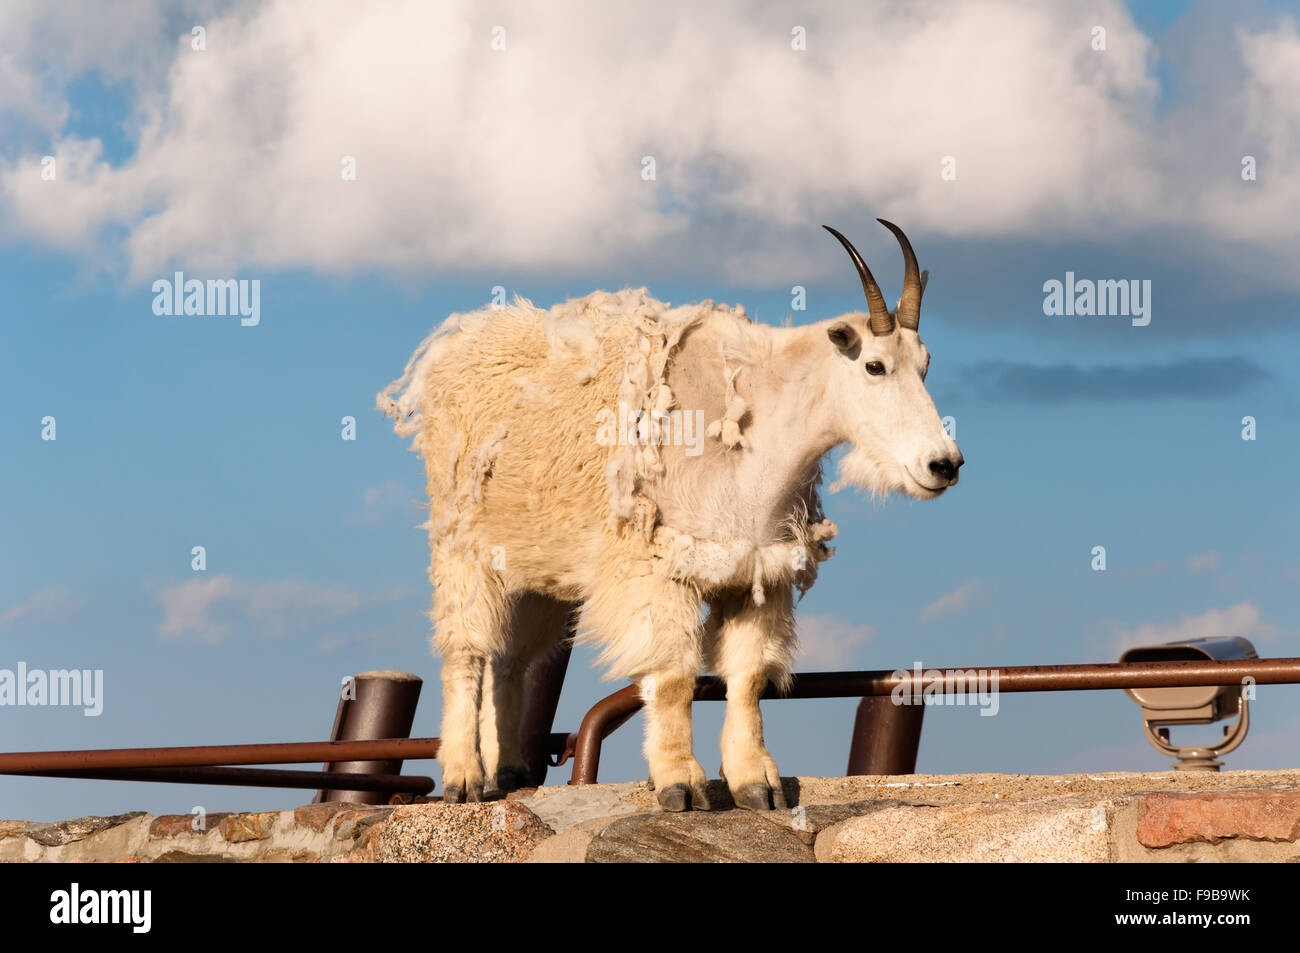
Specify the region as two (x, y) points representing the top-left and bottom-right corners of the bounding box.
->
(720, 669), (786, 811)
(708, 587), (795, 811)
(640, 670), (711, 812)
(586, 562), (708, 811)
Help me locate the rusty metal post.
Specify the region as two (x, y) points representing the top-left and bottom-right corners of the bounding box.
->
(569, 684), (643, 784)
(847, 696), (924, 775)
(517, 639), (573, 786)
(316, 670), (423, 804)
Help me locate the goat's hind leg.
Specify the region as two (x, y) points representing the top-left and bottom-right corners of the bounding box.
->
(479, 593), (573, 793)
(432, 553), (510, 804)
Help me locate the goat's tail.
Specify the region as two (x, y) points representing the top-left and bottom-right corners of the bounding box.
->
(376, 323), (445, 439)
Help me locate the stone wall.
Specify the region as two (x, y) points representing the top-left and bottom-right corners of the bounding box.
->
(5, 769), (1300, 863)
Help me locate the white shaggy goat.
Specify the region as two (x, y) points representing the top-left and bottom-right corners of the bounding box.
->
(379, 221), (962, 811)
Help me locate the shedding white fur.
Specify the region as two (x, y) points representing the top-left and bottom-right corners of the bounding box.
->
(380, 282), (960, 810)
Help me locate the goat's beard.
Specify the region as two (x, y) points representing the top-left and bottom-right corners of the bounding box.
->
(830, 446), (906, 499)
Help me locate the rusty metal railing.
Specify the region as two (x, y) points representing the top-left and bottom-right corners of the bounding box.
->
(0, 659), (577, 800)
(4, 656), (1297, 795)
(0, 734), (574, 788)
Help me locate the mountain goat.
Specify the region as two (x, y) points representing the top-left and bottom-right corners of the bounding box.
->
(379, 221), (963, 811)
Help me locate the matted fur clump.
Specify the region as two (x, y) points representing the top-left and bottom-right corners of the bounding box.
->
(378, 288), (831, 611)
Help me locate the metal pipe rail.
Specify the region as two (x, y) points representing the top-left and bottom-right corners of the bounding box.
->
(4, 658), (1296, 792)
(12, 766), (435, 794)
(567, 657), (1300, 784)
(0, 737), (441, 774)
(0, 733), (575, 789)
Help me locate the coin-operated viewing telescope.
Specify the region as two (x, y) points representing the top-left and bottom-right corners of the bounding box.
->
(1120, 637), (1257, 772)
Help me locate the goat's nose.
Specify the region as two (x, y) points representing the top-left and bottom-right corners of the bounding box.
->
(929, 456), (961, 483)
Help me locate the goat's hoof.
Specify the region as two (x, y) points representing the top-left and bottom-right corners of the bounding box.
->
(442, 781), (484, 804)
(494, 766), (533, 793)
(733, 782), (781, 812)
(772, 782), (788, 811)
(691, 782), (712, 811)
(656, 782), (711, 812)
(658, 783), (689, 811)
(657, 783), (690, 812)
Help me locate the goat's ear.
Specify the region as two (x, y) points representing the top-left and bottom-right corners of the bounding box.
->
(827, 322), (860, 354)
(920, 269), (930, 296)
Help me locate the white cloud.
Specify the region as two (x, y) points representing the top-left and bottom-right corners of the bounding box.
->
(346, 478), (416, 526)
(154, 574), (400, 644)
(919, 579), (994, 623)
(1188, 551), (1220, 572)
(0, 1), (192, 129)
(1114, 601), (1276, 656)
(0, 585), (83, 629)
(1, 2), (1298, 286)
(796, 613), (875, 668)
(155, 575), (240, 643)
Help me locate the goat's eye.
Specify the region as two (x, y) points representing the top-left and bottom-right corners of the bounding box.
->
(865, 361), (886, 376)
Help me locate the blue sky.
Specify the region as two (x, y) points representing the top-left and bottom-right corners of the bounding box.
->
(2, 0), (1298, 821)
